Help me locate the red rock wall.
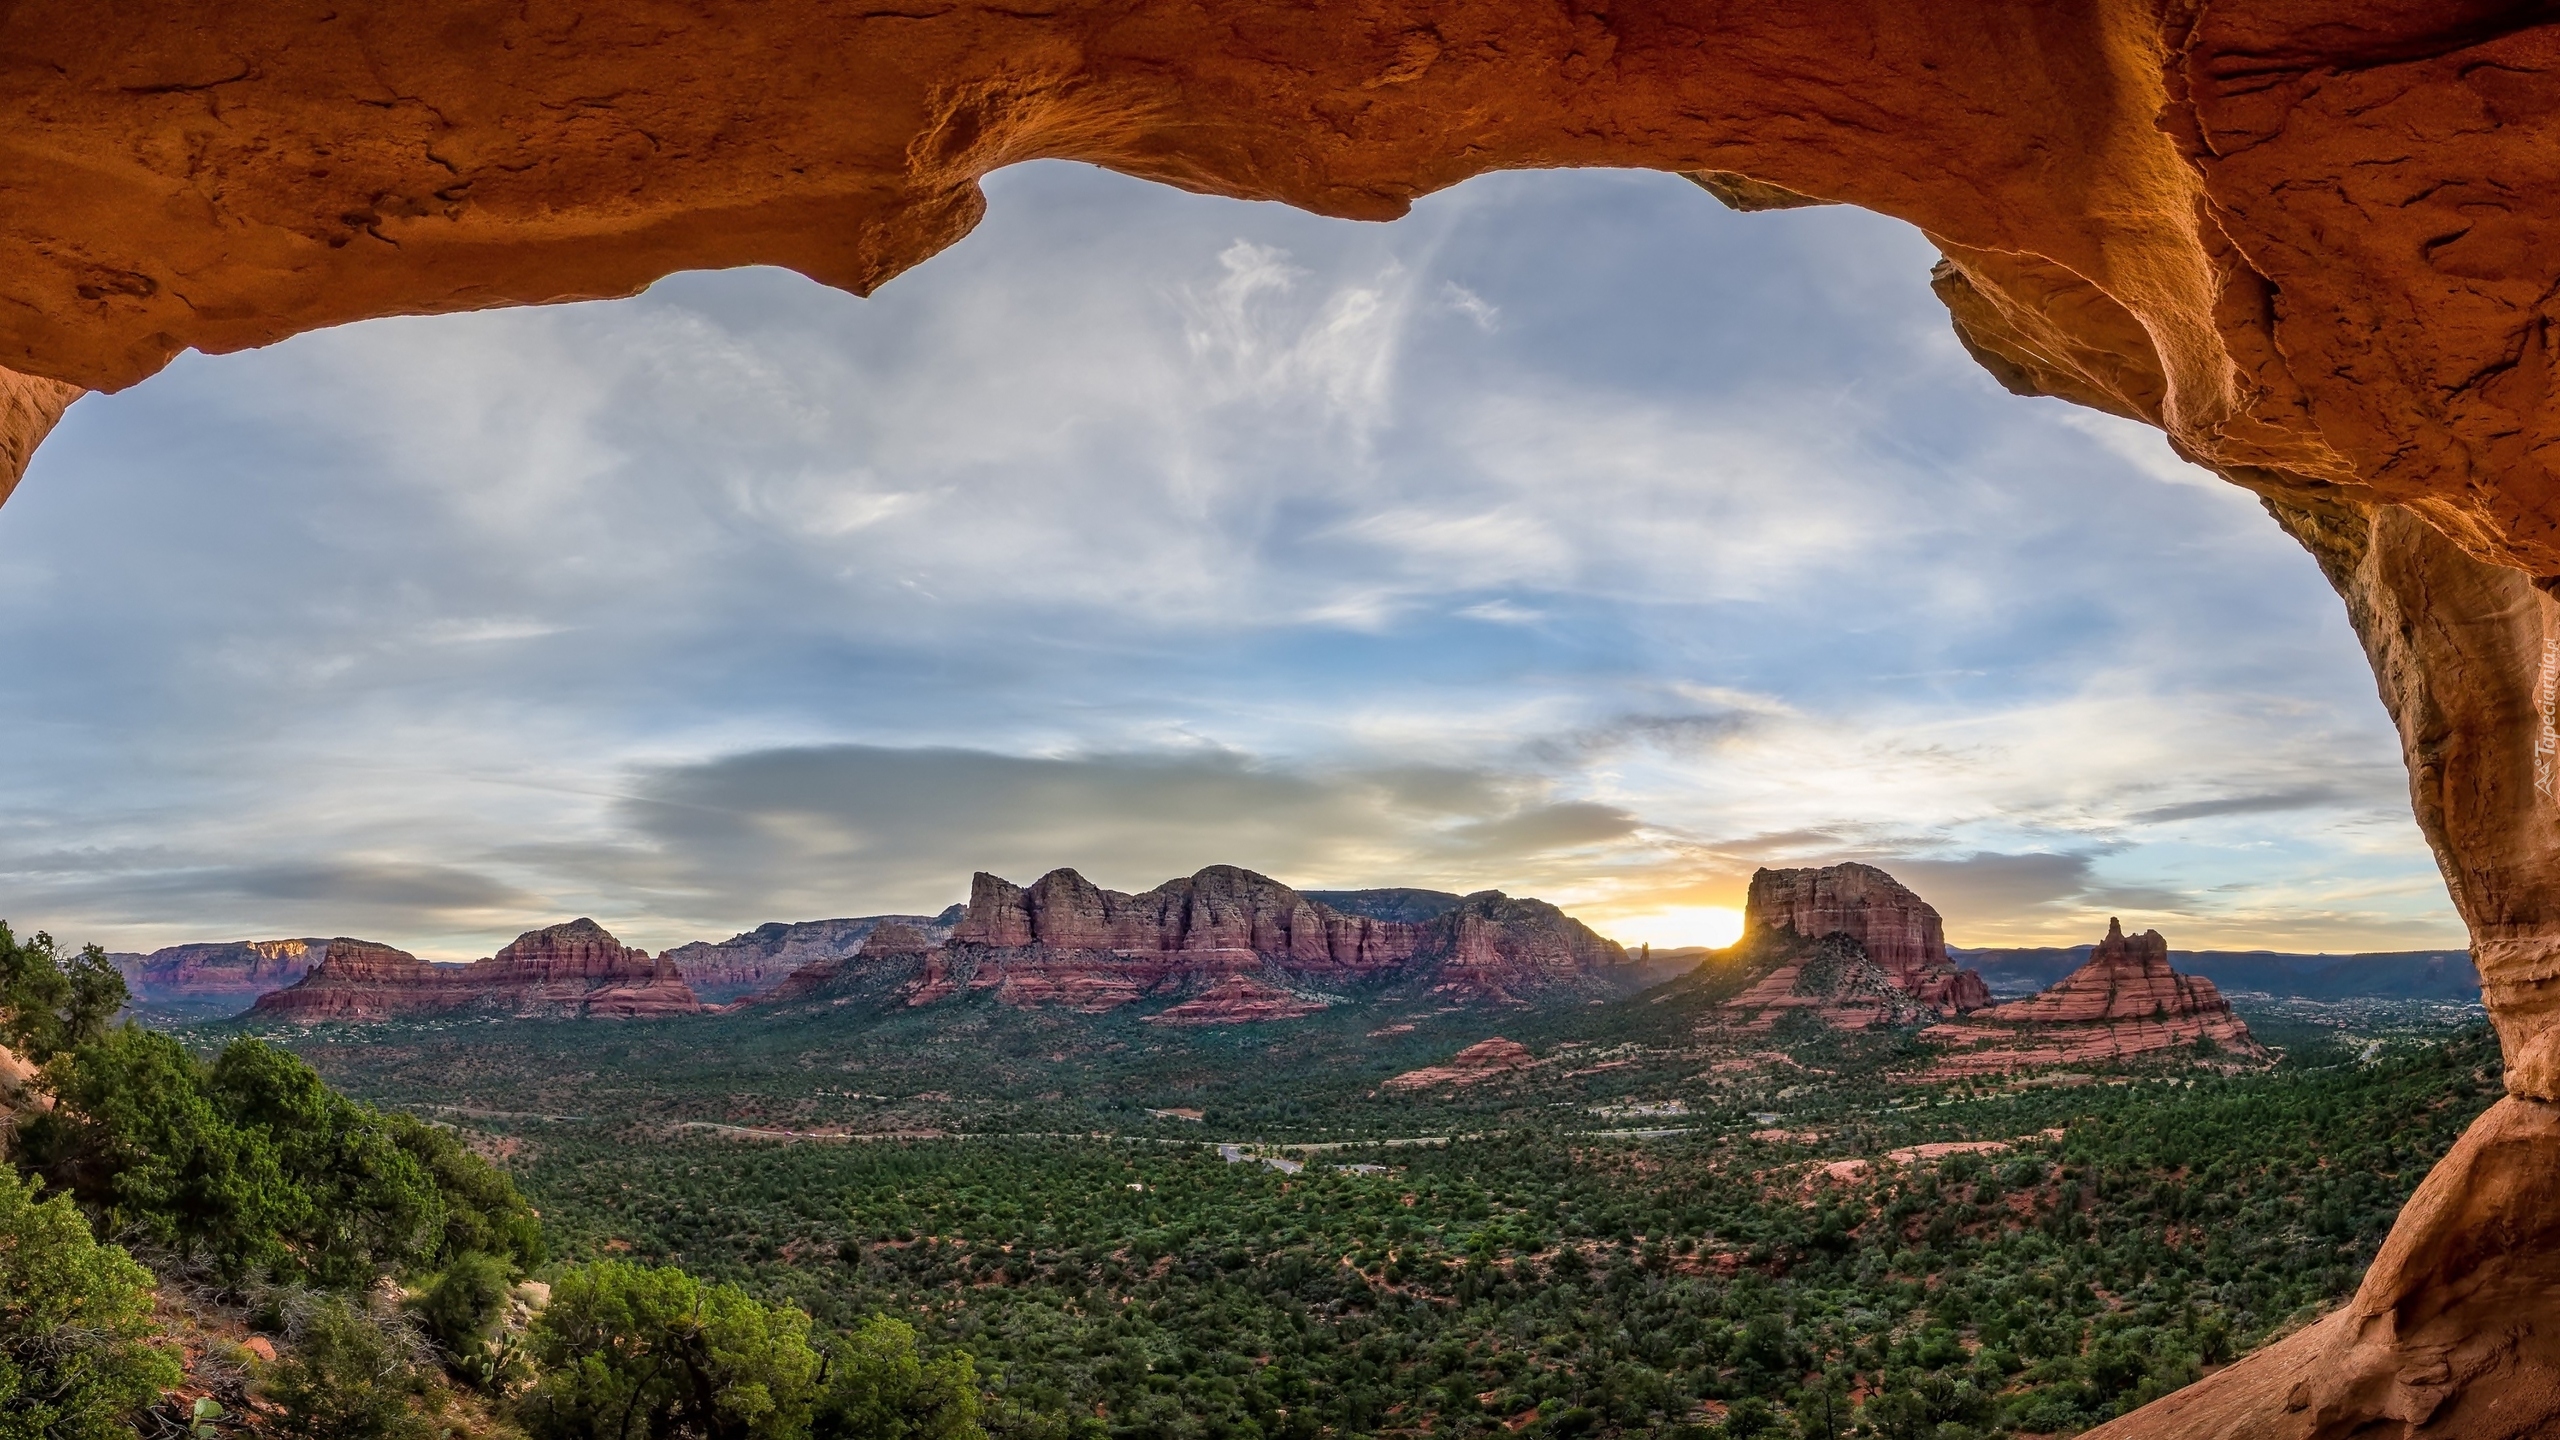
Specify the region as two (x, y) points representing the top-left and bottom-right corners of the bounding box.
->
(1745, 864), (1990, 1012)
(121, 937), (326, 1001)
(253, 920), (698, 1020)
(941, 865), (1628, 1008)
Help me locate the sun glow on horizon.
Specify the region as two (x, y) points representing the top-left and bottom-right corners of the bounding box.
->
(1603, 905), (1746, 951)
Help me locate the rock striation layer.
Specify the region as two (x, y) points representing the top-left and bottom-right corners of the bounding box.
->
(928, 865), (1632, 1017)
(1385, 1038), (1538, 1091)
(113, 938), (330, 1012)
(1740, 864), (1991, 1014)
(1922, 919), (2269, 1076)
(253, 920), (699, 1021)
(1722, 931), (1938, 1034)
(664, 909), (961, 1004)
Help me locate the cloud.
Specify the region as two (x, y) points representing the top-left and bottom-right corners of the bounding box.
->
(596, 744), (1634, 922)
(2129, 787), (2347, 824)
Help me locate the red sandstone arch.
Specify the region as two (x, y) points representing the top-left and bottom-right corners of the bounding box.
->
(3, 4), (2558, 1433)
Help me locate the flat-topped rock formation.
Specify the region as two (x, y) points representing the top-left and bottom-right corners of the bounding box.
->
(253, 920), (699, 1021)
(112, 937), (330, 1012)
(1922, 919), (2269, 1076)
(1746, 864), (1990, 1012)
(1385, 1038), (1538, 1091)
(664, 908), (961, 1004)
(927, 865), (1633, 1016)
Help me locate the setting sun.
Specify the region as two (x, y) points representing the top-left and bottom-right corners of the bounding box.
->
(1604, 905), (1746, 951)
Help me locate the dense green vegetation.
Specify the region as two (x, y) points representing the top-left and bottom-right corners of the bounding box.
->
(8, 916), (2503, 1439)
(5, 924), (983, 1440)
(490, 1030), (2492, 1438)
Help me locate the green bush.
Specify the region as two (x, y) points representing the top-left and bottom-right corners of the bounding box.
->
(523, 1260), (820, 1440)
(18, 1027), (538, 1286)
(255, 1296), (435, 1440)
(813, 1316), (984, 1440)
(0, 1166), (180, 1440)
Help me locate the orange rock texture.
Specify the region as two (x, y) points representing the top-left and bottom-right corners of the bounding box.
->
(254, 920), (699, 1020)
(1742, 863), (1991, 1014)
(3, 4), (2559, 1432)
(1921, 919), (2270, 1076)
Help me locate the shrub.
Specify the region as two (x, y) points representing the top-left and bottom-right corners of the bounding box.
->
(523, 1260), (820, 1440)
(255, 1296), (435, 1440)
(813, 1316), (985, 1440)
(418, 1252), (513, 1374)
(19, 1029), (537, 1286)
(0, 1167), (179, 1440)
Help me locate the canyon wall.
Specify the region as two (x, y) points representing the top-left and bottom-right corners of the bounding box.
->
(2, 4), (2558, 1433)
(115, 937), (327, 1008)
(927, 865), (1631, 1012)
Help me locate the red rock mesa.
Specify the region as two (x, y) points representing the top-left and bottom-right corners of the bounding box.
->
(1722, 864), (1992, 1029)
(908, 865), (1632, 1015)
(253, 920), (699, 1021)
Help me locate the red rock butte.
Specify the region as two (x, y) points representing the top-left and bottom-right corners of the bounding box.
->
(1922, 918), (2270, 1077)
(5, 6), (2559, 1433)
(1743, 863), (1992, 1013)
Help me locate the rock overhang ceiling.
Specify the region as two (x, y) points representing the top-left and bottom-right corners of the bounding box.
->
(3, 2), (2559, 1435)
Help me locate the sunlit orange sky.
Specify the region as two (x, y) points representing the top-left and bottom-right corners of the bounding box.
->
(0, 165), (2459, 960)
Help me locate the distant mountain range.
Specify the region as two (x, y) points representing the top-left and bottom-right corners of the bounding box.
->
(1950, 945), (2480, 1002)
(110, 864), (2486, 1026)
(153, 865), (1656, 1023)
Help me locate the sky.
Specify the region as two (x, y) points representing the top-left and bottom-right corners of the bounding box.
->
(0, 163), (2464, 960)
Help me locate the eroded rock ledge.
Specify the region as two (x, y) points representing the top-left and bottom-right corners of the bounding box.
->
(3, 3), (2559, 1435)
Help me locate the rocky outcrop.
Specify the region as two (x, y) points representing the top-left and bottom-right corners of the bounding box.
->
(664, 908), (960, 1004)
(1744, 864), (1991, 1013)
(1922, 920), (2269, 1076)
(741, 919), (947, 1008)
(114, 938), (329, 1011)
(1144, 976), (1329, 1027)
(1722, 931), (1938, 1034)
(934, 865), (1633, 1017)
(252, 921), (698, 1021)
(1385, 1039), (1537, 1091)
